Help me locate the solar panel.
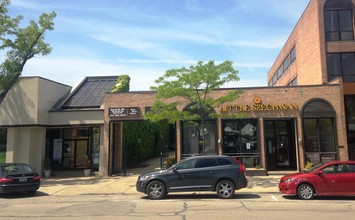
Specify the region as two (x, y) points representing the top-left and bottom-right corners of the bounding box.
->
(62, 76), (116, 109)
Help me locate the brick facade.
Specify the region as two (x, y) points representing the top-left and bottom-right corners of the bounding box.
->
(100, 0), (354, 176)
(102, 84), (347, 175)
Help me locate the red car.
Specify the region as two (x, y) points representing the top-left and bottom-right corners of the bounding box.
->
(279, 161), (355, 199)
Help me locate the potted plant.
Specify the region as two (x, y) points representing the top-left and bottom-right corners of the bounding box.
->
(43, 158), (51, 178)
(83, 155), (91, 176)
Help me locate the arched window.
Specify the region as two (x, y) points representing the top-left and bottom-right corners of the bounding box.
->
(181, 104), (217, 157)
(302, 99), (337, 164)
(324, 0), (354, 41)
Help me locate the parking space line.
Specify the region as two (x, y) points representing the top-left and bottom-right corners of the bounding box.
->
(271, 195), (278, 201)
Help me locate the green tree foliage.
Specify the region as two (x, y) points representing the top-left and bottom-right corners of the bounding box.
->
(0, 0), (56, 101)
(122, 121), (170, 166)
(145, 60), (242, 124)
(111, 74), (130, 92)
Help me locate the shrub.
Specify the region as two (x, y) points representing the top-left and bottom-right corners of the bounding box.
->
(166, 155), (176, 168)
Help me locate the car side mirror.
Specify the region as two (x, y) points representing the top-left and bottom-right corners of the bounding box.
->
(316, 170), (323, 175)
(172, 166), (178, 173)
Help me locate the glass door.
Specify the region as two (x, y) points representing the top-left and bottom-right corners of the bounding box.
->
(76, 140), (89, 169)
(276, 135), (290, 166)
(63, 140), (75, 169)
(62, 140), (89, 169)
(265, 120), (296, 170)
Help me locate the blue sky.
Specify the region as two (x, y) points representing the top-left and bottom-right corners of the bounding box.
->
(7, 0), (309, 91)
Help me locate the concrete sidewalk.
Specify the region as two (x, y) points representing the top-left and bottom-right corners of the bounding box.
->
(39, 157), (281, 196)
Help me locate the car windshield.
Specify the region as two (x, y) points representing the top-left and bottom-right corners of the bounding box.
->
(304, 163), (324, 173)
(1, 164), (34, 175)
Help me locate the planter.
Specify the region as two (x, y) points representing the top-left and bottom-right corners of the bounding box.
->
(84, 169), (91, 176)
(44, 170), (51, 178)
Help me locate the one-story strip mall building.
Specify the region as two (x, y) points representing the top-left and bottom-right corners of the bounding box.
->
(0, 0), (354, 176)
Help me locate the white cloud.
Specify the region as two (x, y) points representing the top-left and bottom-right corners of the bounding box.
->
(21, 56), (166, 90)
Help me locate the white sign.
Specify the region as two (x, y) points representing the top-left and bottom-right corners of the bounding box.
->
(53, 139), (63, 161)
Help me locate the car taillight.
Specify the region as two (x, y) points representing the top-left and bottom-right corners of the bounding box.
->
(33, 176), (41, 182)
(232, 158), (245, 173)
(0, 177), (13, 183)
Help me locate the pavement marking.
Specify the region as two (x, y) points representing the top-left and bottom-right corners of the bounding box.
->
(271, 195), (278, 201)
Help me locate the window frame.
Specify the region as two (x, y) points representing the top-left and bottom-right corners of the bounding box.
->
(327, 52), (355, 82)
(324, 0), (354, 41)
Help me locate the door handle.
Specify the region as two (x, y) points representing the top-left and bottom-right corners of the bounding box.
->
(210, 171), (216, 174)
(187, 173), (193, 176)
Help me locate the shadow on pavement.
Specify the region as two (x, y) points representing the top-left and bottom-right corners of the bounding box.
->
(41, 177), (103, 187)
(0, 191), (49, 199)
(282, 195), (355, 201)
(140, 193), (261, 200)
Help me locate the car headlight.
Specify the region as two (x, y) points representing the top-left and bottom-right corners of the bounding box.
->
(284, 178), (296, 184)
(139, 175), (149, 181)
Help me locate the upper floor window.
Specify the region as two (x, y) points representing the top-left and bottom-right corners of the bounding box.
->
(324, 0), (354, 41)
(268, 45), (296, 86)
(288, 77), (297, 86)
(327, 52), (355, 82)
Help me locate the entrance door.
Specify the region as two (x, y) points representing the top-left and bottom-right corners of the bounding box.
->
(265, 120), (296, 170)
(63, 140), (88, 169)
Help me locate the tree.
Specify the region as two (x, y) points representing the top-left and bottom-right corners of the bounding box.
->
(111, 74), (131, 92)
(0, 0), (56, 102)
(145, 60), (242, 154)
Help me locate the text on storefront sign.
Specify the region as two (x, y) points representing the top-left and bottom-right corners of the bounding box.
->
(109, 107), (140, 117)
(219, 97), (299, 113)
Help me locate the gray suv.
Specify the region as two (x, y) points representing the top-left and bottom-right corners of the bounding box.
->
(136, 155), (248, 199)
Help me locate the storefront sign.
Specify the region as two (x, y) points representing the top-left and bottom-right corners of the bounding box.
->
(109, 107), (140, 117)
(219, 97), (299, 113)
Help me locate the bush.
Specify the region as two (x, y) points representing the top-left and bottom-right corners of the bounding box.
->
(166, 155), (176, 168)
(305, 161), (314, 170)
(122, 121), (171, 166)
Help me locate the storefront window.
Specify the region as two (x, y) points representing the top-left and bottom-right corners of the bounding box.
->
(182, 120), (217, 157)
(222, 119), (259, 168)
(303, 100), (337, 164)
(346, 96), (355, 132)
(0, 129), (7, 163)
(64, 128), (89, 139)
(345, 96), (355, 160)
(46, 127), (99, 170)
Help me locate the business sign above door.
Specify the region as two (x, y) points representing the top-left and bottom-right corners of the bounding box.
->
(219, 97), (299, 113)
(109, 107), (140, 117)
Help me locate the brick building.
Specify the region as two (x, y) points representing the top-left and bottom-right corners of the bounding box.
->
(267, 0), (355, 161)
(103, 83), (346, 175)
(102, 0), (355, 176)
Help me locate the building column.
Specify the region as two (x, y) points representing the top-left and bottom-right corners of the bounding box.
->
(5, 128), (15, 163)
(217, 118), (222, 155)
(176, 121), (181, 161)
(258, 118), (266, 169)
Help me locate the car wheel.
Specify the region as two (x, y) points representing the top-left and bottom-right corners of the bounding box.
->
(216, 180), (235, 199)
(146, 181), (166, 200)
(297, 184), (314, 200)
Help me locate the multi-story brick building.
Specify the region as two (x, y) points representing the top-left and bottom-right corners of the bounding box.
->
(267, 0), (355, 161)
(103, 0), (355, 175)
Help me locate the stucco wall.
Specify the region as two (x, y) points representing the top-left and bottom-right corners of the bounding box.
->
(48, 110), (104, 126)
(0, 77), (71, 126)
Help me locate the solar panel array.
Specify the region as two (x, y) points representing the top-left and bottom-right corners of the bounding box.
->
(62, 77), (116, 108)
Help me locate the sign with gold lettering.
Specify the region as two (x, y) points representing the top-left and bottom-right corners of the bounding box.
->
(219, 97), (299, 113)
